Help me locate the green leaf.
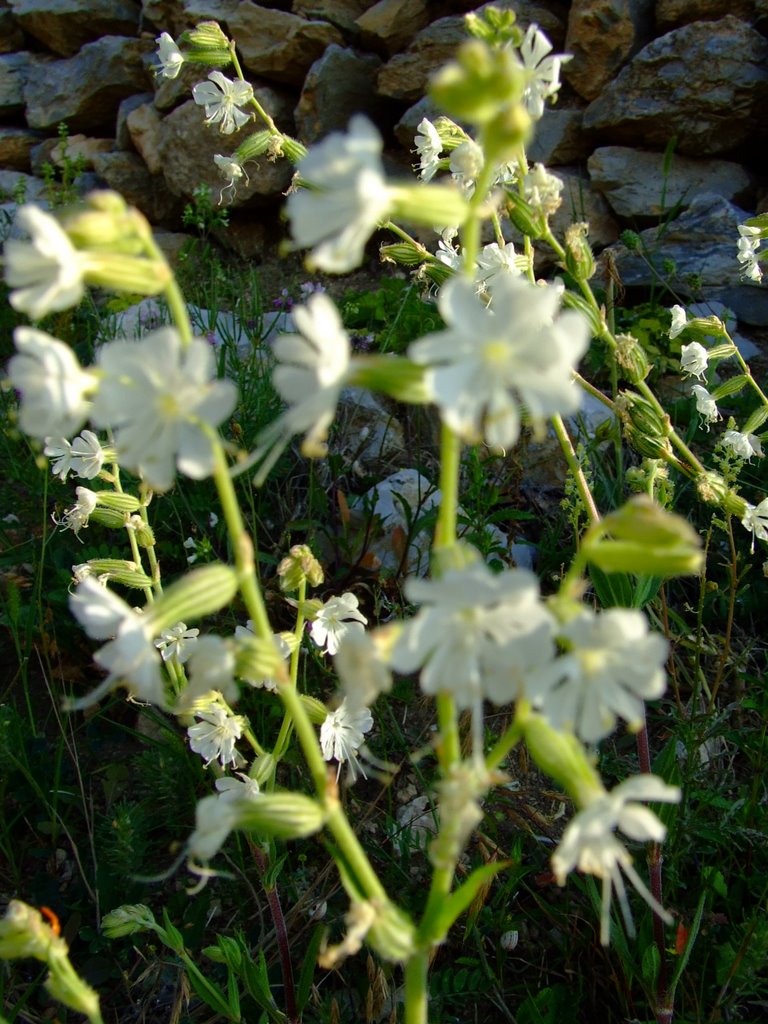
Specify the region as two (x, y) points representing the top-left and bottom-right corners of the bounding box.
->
(419, 860), (510, 944)
(296, 923), (325, 1012)
(179, 952), (235, 1020)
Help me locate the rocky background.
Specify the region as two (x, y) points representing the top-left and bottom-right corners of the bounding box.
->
(1, 0), (768, 323)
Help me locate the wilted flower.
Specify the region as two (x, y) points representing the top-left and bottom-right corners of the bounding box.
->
(736, 225), (763, 283)
(213, 154), (248, 202)
(552, 775), (680, 944)
(741, 497), (768, 552)
(154, 621), (199, 663)
(215, 772), (261, 801)
(45, 429), (106, 481)
(154, 32), (184, 79)
(409, 276), (589, 449)
(4, 205), (86, 319)
(414, 118), (443, 182)
(57, 486), (98, 538)
(188, 702), (246, 767)
(522, 163), (563, 217)
(320, 698), (373, 782)
(287, 115), (393, 272)
(192, 71), (253, 134)
(680, 341), (708, 379)
(8, 328), (96, 440)
(90, 328), (237, 491)
(310, 593), (368, 656)
(722, 429), (764, 461)
(690, 385), (720, 429)
(517, 24), (571, 120)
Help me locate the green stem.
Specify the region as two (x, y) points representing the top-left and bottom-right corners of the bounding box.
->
(551, 414), (600, 525)
(485, 716), (524, 772)
(143, 234), (193, 347)
(434, 424), (461, 551)
(404, 949), (429, 1024)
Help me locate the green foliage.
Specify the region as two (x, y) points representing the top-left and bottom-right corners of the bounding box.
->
(339, 277), (443, 354)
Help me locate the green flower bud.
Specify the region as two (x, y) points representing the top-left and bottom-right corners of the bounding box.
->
(503, 189), (547, 240)
(234, 129), (272, 164)
(0, 900), (57, 960)
(80, 559), (153, 588)
(368, 903), (417, 964)
(180, 21), (232, 65)
(279, 134), (308, 164)
(239, 792), (326, 839)
(522, 712), (604, 809)
(379, 241), (430, 267)
(430, 39), (525, 125)
(235, 633), (289, 684)
(100, 904), (157, 939)
(615, 391), (674, 461)
(432, 116), (471, 151)
(390, 184), (469, 230)
(563, 222), (596, 282)
(92, 491), (141, 513)
(483, 102), (531, 164)
(277, 544), (324, 591)
(615, 333), (651, 384)
(710, 374), (750, 401)
(560, 289), (605, 338)
(301, 694), (329, 725)
(148, 563), (239, 634)
(89, 506), (130, 529)
(465, 6), (521, 46)
(84, 253), (171, 297)
(351, 356), (432, 405)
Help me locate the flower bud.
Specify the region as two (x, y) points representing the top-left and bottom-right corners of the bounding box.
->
(390, 184), (469, 231)
(503, 189), (546, 240)
(277, 544), (324, 591)
(148, 563), (239, 634)
(615, 391), (674, 460)
(0, 900), (57, 960)
(278, 134), (308, 163)
(615, 333), (651, 384)
(100, 904), (157, 938)
(78, 559), (153, 589)
(234, 129), (272, 164)
(430, 39), (525, 125)
(89, 506), (130, 529)
(235, 633), (288, 684)
(350, 356), (432, 405)
(179, 21), (232, 65)
(368, 903), (417, 963)
(710, 374), (749, 401)
(84, 252), (171, 297)
(379, 241), (430, 267)
(560, 290), (605, 338)
(300, 693), (329, 725)
(563, 222), (596, 282)
(239, 792), (326, 839)
(522, 712), (604, 808)
(92, 491), (141, 513)
(483, 102), (531, 164)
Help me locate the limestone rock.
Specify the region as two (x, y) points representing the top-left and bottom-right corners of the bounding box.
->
(293, 0), (374, 34)
(141, 0), (193, 35)
(156, 99), (292, 203)
(30, 134), (115, 175)
(8, 0), (141, 58)
(0, 52), (32, 117)
(116, 92), (154, 150)
(564, 0), (655, 101)
(549, 168), (620, 251)
(126, 102), (164, 174)
(655, 0), (756, 31)
(528, 107), (592, 166)
(355, 0), (430, 57)
(0, 127), (44, 171)
(598, 193), (768, 325)
(91, 150), (182, 225)
(336, 387), (405, 466)
(583, 16), (768, 156)
(294, 45), (383, 143)
(23, 37), (154, 133)
(0, 169), (47, 204)
(588, 147), (752, 220)
(227, 3), (344, 86)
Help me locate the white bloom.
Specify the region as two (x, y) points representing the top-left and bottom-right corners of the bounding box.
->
(154, 32), (184, 79)
(449, 139), (485, 197)
(517, 24), (571, 120)
(8, 327), (96, 439)
(213, 154), (248, 203)
(57, 485), (98, 538)
(475, 241), (526, 291)
(310, 593), (368, 656)
(736, 225), (763, 283)
(435, 231), (463, 272)
(741, 497), (768, 552)
(669, 304), (688, 340)
(68, 577), (166, 709)
(249, 294), (350, 483)
(723, 429), (764, 461)
(529, 608), (667, 744)
(334, 628), (393, 711)
(287, 115), (393, 272)
(215, 772), (260, 802)
(188, 793), (240, 862)
(4, 205), (86, 318)
(154, 621), (199, 663)
(680, 341), (708, 379)
(320, 698), (373, 782)
(389, 563), (556, 710)
(192, 71), (253, 135)
(181, 635), (239, 707)
(690, 385), (720, 429)
(409, 276), (589, 449)
(188, 703), (246, 767)
(414, 118), (443, 182)
(90, 328), (237, 491)
(522, 163), (563, 216)
(552, 775), (680, 944)
(44, 429), (105, 481)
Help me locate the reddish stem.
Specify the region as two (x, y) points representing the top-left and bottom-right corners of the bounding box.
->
(249, 840), (299, 1024)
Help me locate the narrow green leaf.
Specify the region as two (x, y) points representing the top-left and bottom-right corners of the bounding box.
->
(419, 860), (509, 944)
(296, 923), (325, 1012)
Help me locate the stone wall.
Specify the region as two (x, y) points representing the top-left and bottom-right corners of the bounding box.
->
(1, 0), (767, 321)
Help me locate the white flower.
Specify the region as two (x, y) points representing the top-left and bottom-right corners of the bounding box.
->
(90, 328), (237, 491)
(741, 497), (768, 552)
(188, 793), (240, 862)
(334, 628), (393, 711)
(723, 429), (764, 461)
(529, 608), (668, 744)
(552, 775), (680, 944)
(44, 429), (105, 481)
(68, 577), (166, 709)
(680, 341), (708, 379)
(188, 703), (246, 767)
(690, 385), (720, 429)
(449, 139), (484, 196)
(736, 225), (763, 283)
(233, 621), (288, 691)
(213, 154), (248, 203)
(310, 593), (368, 656)
(56, 485), (98, 538)
(215, 772), (260, 802)
(414, 118), (443, 182)
(475, 242), (526, 292)
(8, 327), (96, 440)
(154, 32), (184, 79)
(389, 563), (556, 710)
(181, 635), (239, 707)
(286, 115), (393, 272)
(517, 24), (571, 120)
(4, 205), (87, 319)
(192, 71), (253, 135)
(408, 276), (589, 449)
(522, 163), (563, 216)
(320, 698), (373, 782)
(249, 294), (351, 484)
(154, 622), (199, 663)
(668, 304), (688, 340)
(435, 231), (463, 272)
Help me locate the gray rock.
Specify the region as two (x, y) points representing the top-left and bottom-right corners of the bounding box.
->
(598, 193), (768, 325)
(583, 16), (768, 156)
(0, 127), (45, 172)
(228, 3), (344, 86)
(0, 169), (47, 205)
(8, 0), (141, 58)
(23, 37), (154, 133)
(336, 387), (405, 465)
(393, 95), (445, 151)
(293, 0), (373, 35)
(655, 0), (756, 31)
(0, 3), (25, 53)
(528, 107), (592, 166)
(116, 92), (154, 151)
(0, 52), (32, 117)
(355, 0), (430, 57)
(588, 147), (752, 220)
(294, 45), (383, 144)
(91, 150), (182, 225)
(565, 0), (655, 101)
(30, 134), (114, 175)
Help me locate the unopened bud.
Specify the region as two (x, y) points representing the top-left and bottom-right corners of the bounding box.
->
(616, 391), (674, 460)
(100, 904), (157, 939)
(80, 559), (153, 588)
(503, 189), (546, 239)
(379, 241), (429, 267)
(522, 712), (604, 809)
(430, 39), (525, 125)
(615, 333), (651, 384)
(368, 903), (416, 963)
(234, 129), (272, 164)
(350, 356), (432, 405)
(563, 222), (596, 282)
(239, 792), (326, 839)
(277, 544), (324, 591)
(390, 184), (468, 231)
(148, 563), (238, 634)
